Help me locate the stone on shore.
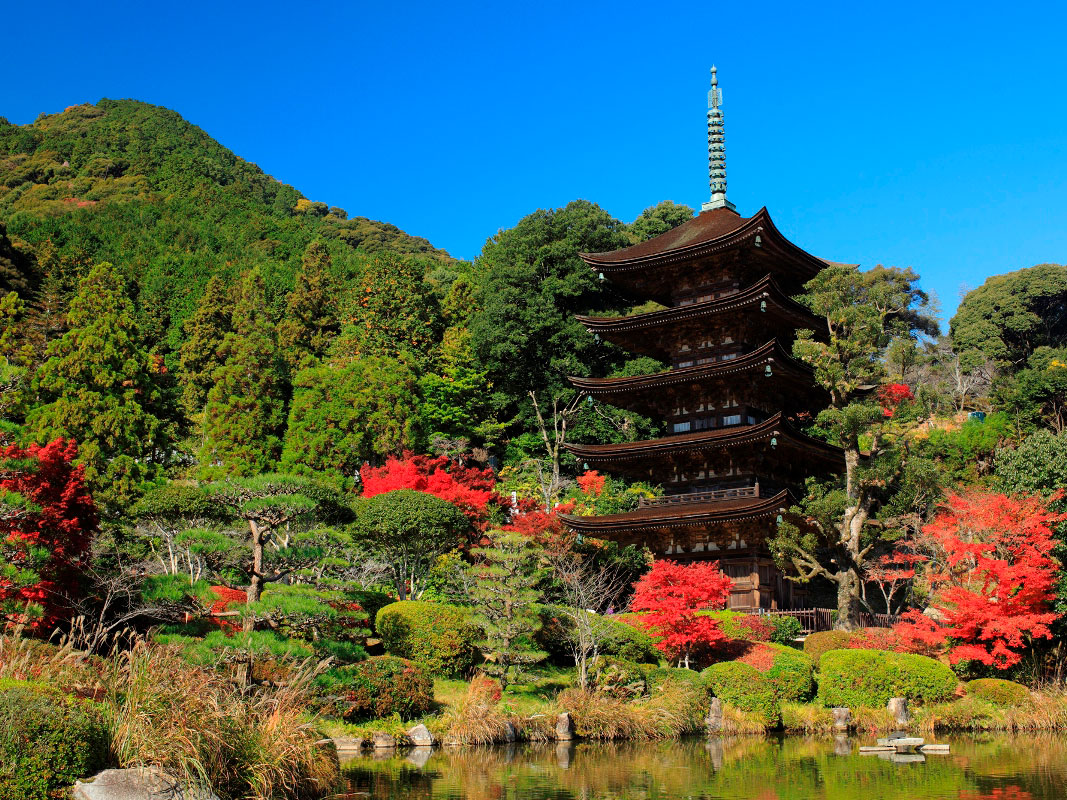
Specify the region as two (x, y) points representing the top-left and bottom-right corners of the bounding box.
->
(372, 731), (397, 749)
(831, 707), (852, 731)
(555, 712), (574, 741)
(407, 723), (436, 747)
(73, 768), (220, 800)
(887, 697), (910, 725)
(705, 697), (724, 733)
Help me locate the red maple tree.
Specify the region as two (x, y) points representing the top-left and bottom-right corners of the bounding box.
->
(0, 438), (98, 629)
(895, 491), (1065, 669)
(631, 559), (733, 668)
(360, 452), (506, 528)
(877, 383), (914, 417)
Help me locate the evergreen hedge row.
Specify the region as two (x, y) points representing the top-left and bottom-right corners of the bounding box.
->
(817, 649), (957, 708)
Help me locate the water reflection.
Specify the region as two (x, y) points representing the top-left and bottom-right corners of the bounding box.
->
(334, 735), (1067, 800)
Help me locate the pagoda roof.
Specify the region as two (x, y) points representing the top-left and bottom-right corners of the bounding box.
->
(575, 274), (818, 340)
(568, 339), (813, 396)
(560, 489), (791, 534)
(565, 412), (843, 467)
(581, 206), (831, 278)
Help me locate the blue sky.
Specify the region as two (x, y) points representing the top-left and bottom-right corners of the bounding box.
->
(4, 0), (1065, 323)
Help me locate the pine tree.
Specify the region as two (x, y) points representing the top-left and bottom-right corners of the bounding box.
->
(27, 262), (170, 510)
(179, 274), (234, 417)
(198, 268), (285, 477)
(277, 241), (340, 373)
(468, 530), (546, 689)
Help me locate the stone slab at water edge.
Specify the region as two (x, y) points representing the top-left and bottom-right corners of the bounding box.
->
(73, 768), (221, 800)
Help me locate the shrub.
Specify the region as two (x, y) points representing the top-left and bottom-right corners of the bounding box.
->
(0, 685), (109, 800)
(645, 666), (704, 695)
(590, 657), (647, 699)
(702, 662), (779, 725)
(699, 610), (774, 641)
(314, 656), (432, 721)
(311, 639), (367, 665)
(537, 607), (659, 666)
(770, 616), (803, 644)
(349, 589), (394, 635)
(376, 601), (480, 677)
(763, 644), (815, 702)
(965, 678), (1032, 707)
(817, 649), (958, 708)
(803, 631), (853, 665)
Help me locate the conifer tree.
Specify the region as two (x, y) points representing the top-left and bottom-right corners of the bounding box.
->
(468, 530), (546, 689)
(179, 274), (234, 416)
(278, 241), (340, 373)
(27, 262), (170, 510)
(198, 268), (285, 477)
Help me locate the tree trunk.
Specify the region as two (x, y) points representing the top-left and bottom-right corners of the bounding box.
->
(835, 567), (863, 631)
(245, 521), (264, 632)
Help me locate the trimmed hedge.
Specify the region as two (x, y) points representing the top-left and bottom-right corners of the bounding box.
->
(537, 606), (660, 666)
(803, 631), (853, 665)
(376, 601), (480, 677)
(590, 657), (647, 699)
(702, 662), (780, 725)
(763, 643), (815, 702)
(0, 685), (109, 800)
(817, 649), (957, 708)
(965, 678), (1032, 707)
(645, 666), (704, 694)
(313, 656), (433, 721)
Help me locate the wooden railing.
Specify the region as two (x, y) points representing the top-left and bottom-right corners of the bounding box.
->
(739, 608), (899, 635)
(639, 484), (758, 508)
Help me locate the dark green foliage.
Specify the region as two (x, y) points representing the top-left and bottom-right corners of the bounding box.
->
(0, 685), (109, 800)
(129, 482), (223, 521)
(702, 662), (780, 725)
(627, 200), (694, 243)
(198, 268), (285, 477)
(950, 263), (1067, 369)
(313, 656), (433, 722)
(997, 428), (1067, 500)
(770, 616), (804, 644)
(589, 656), (648, 699)
(281, 356), (421, 478)
(994, 347), (1067, 432)
(351, 491), (470, 601)
(376, 600), (480, 677)
(277, 241), (340, 373)
(817, 649), (958, 708)
(348, 589), (395, 635)
(26, 260), (172, 510)
(537, 607), (660, 665)
(468, 531), (545, 689)
(964, 678), (1032, 707)
(178, 273), (233, 416)
(803, 631), (853, 665)
(0, 222), (33, 294)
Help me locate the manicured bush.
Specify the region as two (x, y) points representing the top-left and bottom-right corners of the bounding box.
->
(537, 607), (660, 666)
(764, 644), (815, 702)
(376, 600), (480, 677)
(817, 649), (958, 708)
(770, 616), (803, 644)
(700, 610), (774, 641)
(702, 662), (780, 725)
(803, 631), (853, 665)
(590, 657), (647, 699)
(965, 678), (1032, 707)
(645, 666), (704, 694)
(314, 656), (433, 721)
(0, 684), (109, 800)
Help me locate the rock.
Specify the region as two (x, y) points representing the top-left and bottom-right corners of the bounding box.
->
(73, 768), (220, 800)
(555, 712), (574, 741)
(502, 721), (518, 743)
(407, 723), (435, 747)
(332, 736), (363, 755)
(372, 731), (397, 749)
(831, 707), (852, 731)
(705, 697), (724, 733)
(887, 697), (910, 725)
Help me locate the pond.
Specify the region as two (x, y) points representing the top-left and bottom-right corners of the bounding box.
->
(333, 734), (1067, 799)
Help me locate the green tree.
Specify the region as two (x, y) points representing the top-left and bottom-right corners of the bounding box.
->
(994, 347), (1067, 433)
(628, 200), (694, 243)
(277, 240), (340, 373)
(280, 355), (421, 479)
(350, 489), (470, 601)
(468, 530), (546, 690)
(951, 263), (1067, 370)
(27, 262), (171, 509)
(772, 264), (937, 630)
(198, 268), (285, 477)
(178, 274), (233, 417)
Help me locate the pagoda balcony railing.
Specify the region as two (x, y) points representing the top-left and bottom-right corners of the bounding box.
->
(639, 483), (759, 508)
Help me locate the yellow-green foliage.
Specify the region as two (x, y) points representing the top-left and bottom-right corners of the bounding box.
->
(817, 649), (957, 708)
(376, 601), (480, 677)
(702, 662), (780, 726)
(763, 643), (815, 702)
(965, 678), (1032, 707)
(803, 631), (852, 665)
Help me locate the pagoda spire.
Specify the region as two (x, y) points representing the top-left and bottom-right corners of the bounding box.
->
(702, 65), (736, 212)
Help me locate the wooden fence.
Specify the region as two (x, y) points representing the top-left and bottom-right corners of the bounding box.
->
(741, 607), (899, 635)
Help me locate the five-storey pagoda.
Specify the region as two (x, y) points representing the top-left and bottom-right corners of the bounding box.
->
(561, 67), (845, 610)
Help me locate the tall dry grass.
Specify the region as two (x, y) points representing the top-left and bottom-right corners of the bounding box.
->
(916, 689), (1067, 733)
